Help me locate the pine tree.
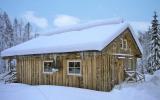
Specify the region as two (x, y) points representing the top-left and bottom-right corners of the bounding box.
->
(13, 18), (19, 46)
(13, 19), (32, 45)
(3, 12), (13, 48)
(18, 19), (24, 44)
(148, 12), (160, 72)
(0, 10), (5, 73)
(13, 19), (25, 45)
(0, 11), (13, 72)
(23, 22), (31, 42)
(0, 11), (5, 52)
(138, 28), (152, 73)
(0, 10), (34, 73)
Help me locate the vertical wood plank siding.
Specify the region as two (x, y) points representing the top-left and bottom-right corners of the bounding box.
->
(16, 52), (110, 91)
(15, 29), (140, 91)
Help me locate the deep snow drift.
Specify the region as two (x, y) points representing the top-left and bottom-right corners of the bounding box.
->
(0, 70), (160, 100)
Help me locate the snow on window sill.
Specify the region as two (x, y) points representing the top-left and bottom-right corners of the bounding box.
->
(43, 69), (59, 74)
(67, 73), (82, 77)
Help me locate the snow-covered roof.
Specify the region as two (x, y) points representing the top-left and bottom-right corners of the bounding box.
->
(1, 19), (143, 57)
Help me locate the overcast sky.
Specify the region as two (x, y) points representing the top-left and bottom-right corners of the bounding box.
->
(1, 0), (160, 34)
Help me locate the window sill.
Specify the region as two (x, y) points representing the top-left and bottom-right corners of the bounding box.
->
(67, 73), (82, 77)
(43, 72), (56, 74)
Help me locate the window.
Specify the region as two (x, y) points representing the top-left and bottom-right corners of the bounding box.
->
(67, 60), (81, 76)
(43, 61), (54, 73)
(120, 38), (128, 49)
(43, 60), (58, 73)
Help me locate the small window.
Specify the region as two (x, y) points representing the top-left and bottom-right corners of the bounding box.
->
(43, 60), (59, 73)
(120, 38), (127, 49)
(43, 61), (54, 73)
(67, 60), (81, 76)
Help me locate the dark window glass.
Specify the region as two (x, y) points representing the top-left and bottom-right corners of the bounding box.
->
(69, 68), (74, 73)
(75, 62), (80, 67)
(68, 61), (81, 75)
(44, 61), (54, 72)
(69, 62), (74, 67)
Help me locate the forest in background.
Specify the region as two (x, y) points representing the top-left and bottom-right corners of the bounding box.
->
(0, 10), (36, 73)
(139, 12), (160, 74)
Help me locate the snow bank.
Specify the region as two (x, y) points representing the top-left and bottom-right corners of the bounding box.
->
(0, 70), (160, 100)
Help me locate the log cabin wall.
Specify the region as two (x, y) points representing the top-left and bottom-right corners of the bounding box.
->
(15, 29), (141, 91)
(16, 52), (105, 90)
(16, 50), (121, 91)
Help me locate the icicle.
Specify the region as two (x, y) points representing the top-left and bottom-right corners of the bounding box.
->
(5, 59), (9, 72)
(53, 54), (57, 67)
(52, 54), (59, 72)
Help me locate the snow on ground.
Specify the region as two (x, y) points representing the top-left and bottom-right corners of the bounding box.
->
(0, 70), (160, 100)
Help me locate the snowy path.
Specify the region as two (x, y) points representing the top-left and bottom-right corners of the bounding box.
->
(0, 70), (160, 100)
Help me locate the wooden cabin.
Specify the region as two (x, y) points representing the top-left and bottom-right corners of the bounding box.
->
(1, 19), (142, 91)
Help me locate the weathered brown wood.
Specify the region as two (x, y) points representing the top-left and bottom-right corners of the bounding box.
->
(16, 57), (19, 82)
(24, 57), (26, 84)
(22, 57), (24, 83)
(14, 28), (141, 91)
(88, 56), (92, 89)
(92, 53), (96, 90)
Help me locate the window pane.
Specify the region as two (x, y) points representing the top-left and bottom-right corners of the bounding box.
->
(44, 66), (49, 72)
(74, 68), (80, 74)
(69, 68), (74, 73)
(123, 40), (127, 49)
(69, 62), (74, 67)
(75, 62), (80, 68)
(68, 60), (81, 75)
(44, 61), (54, 72)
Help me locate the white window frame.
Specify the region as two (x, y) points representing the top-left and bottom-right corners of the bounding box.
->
(43, 60), (54, 74)
(67, 60), (81, 76)
(123, 39), (128, 50)
(120, 38), (128, 50)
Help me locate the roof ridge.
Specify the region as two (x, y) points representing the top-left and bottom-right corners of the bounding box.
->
(43, 18), (124, 36)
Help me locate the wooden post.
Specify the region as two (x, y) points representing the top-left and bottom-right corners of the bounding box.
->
(5, 59), (9, 72)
